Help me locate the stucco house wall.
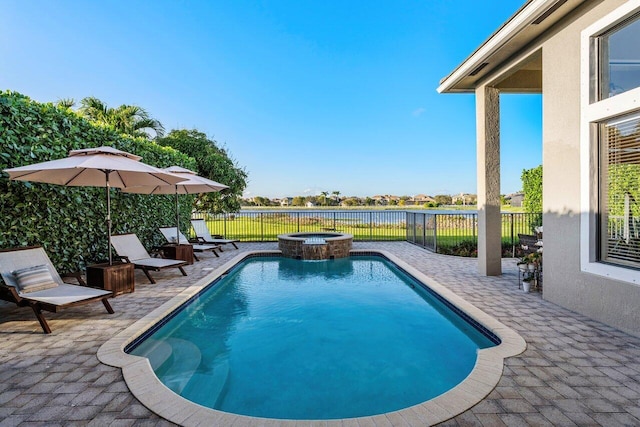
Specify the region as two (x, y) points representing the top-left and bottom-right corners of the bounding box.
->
(540, 0), (640, 337)
(439, 0), (640, 336)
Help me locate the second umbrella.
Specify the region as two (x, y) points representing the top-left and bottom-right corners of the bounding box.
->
(122, 166), (229, 244)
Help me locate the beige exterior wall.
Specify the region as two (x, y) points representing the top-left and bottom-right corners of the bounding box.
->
(540, 0), (640, 337)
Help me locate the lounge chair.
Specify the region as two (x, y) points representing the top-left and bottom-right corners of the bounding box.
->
(158, 227), (222, 260)
(111, 234), (188, 284)
(0, 246), (114, 334)
(191, 219), (240, 249)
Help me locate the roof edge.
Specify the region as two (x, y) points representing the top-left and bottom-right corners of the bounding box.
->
(437, 0), (561, 94)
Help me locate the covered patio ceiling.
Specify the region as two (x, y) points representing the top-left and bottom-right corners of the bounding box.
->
(438, 0), (586, 94)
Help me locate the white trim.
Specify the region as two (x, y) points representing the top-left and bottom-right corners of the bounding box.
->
(584, 88), (640, 122)
(579, 262), (640, 285)
(437, 0), (563, 93)
(583, 0), (640, 37)
(580, 0), (640, 285)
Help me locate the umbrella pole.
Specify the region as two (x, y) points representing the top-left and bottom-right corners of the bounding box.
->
(175, 187), (180, 244)
(106, 173), (113, 265)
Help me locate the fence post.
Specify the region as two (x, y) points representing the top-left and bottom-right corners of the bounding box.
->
(369, 211), (373, 241)
(510, 213), (515, 257)
(260, 212), (264, 242)
(412, 212), (416, 244)
(333, 211), (337, 231)
(434, 214), (438, 253)
(424, 213), (428, 250)
(297, 212), (300, 232)
(473, 213), (477, 242)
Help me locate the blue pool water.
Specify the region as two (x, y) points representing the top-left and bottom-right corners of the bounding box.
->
(129, 256), (496, 420)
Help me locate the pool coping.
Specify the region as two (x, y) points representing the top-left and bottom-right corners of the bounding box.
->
(97, 249), (526, 427)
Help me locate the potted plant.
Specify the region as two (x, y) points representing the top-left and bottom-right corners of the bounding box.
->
(522, 274), (534, 292)
(528, 251), (542, 266)
(517, 256), (530, 272)
(517, 253), (538, 272)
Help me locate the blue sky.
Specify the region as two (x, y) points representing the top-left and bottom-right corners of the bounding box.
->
(1, 0), (541, 199)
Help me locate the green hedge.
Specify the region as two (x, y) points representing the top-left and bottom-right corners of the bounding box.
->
(0, 91), (197, 273)
(522, 165), (542, 213)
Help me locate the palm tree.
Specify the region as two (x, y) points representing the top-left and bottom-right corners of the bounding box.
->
(55, 98), (75, 110)
(78, 97), (165, 139)
(320, 191), (329, 206)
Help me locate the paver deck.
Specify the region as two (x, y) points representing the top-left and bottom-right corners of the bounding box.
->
(1, 242), (639, 426)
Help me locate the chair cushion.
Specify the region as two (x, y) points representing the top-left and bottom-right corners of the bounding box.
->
(13, 265), (59, 294)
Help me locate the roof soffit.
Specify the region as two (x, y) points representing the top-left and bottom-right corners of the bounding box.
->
(438, 0), (587, 93)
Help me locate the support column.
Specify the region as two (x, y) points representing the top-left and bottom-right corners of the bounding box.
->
(476, 86), (502, 276)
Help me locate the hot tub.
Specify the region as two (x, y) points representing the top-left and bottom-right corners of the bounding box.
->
(277, 232), (353, 260)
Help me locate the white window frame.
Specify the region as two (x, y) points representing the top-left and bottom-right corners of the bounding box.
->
(581, 0), (640, 284)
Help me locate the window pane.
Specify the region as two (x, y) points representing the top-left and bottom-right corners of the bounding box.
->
(600, 113), (640, 267)
(599, 15), (640, 99)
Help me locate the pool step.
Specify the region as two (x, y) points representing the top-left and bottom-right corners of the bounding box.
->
(134, 337), (229, 403)
(181, 355), (230, 408)
(137, 338), (172, 371)
(158, 338), (203, 394)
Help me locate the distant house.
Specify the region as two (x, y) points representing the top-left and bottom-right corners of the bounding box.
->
(305, 201), (315, 208)
(386, 195), (401, 204)
(451, 193), (477, 205)
(438, 0), (640, 336)
(505, 192), (524, 207)
(410, 194), (436, 205)
(370, 194), (403, 205)
(371, 195), (388, 205)
(278, 197), (293, 207)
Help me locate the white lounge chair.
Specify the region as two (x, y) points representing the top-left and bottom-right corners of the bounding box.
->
(0, 246), (114, 334)
(191, 219), (240, 249)
(111, 234), (188, 284)
(158, 227), (222, 260)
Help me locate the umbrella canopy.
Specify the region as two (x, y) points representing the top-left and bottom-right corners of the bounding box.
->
(4, 146), (186, 264)
(5, 146), (184, 188)
(122, 166), (228, 243)
(122, 166), (228, 194)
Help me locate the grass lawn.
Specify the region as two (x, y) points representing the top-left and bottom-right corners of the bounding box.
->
(203, 215), (406, 241)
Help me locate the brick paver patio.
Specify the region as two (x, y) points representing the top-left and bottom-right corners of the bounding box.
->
(1, 242), (640, 426)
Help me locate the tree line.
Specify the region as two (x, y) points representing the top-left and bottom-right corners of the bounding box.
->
(56, 97), (247, 213)
(243, 194), (464, 208)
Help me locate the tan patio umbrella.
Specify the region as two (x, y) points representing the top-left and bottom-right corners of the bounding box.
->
(122, 166), (228, 244)
(4, 146), (186, 264)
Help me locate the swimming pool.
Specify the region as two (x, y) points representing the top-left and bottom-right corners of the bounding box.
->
(98, 251), (524, 425)
(127, 255), (496, 419)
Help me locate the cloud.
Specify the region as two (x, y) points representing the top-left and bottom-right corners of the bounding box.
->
(412, 107), (426, 117)
(302, 187), (326, 196)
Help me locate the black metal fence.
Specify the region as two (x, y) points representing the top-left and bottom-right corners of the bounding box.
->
(191, 210), (542, 257)
(191, 210), (407, 242)
(406, 211), (543, 256)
